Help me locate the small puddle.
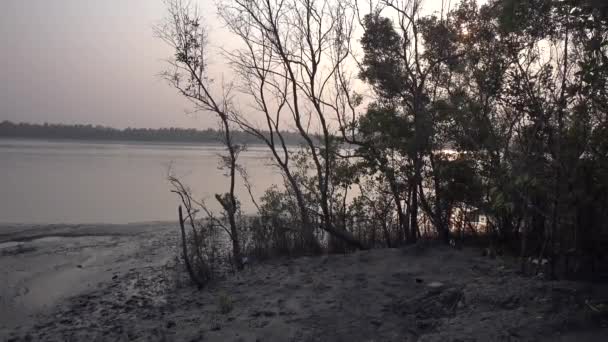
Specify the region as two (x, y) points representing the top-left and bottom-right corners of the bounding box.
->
(1, 236), (106, 257)
(28, 236), (64, 243)
(0, 241), (23, 250)
(0, 236), (95, 250)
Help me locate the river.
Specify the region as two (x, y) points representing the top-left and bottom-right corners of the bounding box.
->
(0, 139), (283, 224)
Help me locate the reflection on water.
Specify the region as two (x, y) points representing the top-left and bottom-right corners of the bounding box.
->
(0, 139), (284, 224)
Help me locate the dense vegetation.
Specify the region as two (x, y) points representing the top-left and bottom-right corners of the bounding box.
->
(0, 120), (306, 145)
(160, 0), (607, 285)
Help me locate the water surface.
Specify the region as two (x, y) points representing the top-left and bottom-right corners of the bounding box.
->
(0, 139), (283, 224)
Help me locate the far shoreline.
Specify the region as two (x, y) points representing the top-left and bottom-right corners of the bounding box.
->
(0, 136), (276, 149)
(0, 120), (312, 147)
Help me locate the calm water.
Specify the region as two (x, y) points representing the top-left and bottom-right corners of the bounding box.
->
(0, 139), (283, 224)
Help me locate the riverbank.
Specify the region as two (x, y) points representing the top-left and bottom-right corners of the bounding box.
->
(1, 223), (607, 341)
(0, 222), (177, 338)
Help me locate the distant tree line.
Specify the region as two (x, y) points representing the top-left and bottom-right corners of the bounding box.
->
(0, 120), (307, 145)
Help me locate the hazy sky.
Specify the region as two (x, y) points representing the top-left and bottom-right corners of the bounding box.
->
(0, 0), (220, 129)
(0, 0), (476, 129)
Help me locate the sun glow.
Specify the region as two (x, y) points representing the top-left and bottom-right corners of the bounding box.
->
(460, 24), (469, 36)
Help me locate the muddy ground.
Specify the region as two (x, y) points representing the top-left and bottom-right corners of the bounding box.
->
(2, 225), (608, 341)
(0, 223), (175, 338)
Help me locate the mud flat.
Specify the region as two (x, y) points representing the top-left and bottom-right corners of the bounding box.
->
(2, 225), (608, 341)
(0, 222), (176, 338)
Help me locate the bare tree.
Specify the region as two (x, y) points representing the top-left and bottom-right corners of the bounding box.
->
(157, 0), (244, 269)
(218, 0), (367, 250)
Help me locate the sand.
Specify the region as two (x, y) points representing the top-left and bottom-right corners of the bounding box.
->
(1, 223), (607, 341)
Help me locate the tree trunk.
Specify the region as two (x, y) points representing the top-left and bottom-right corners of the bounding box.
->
(222, 116), (243, 271)
(284, 170), (322, 253)
(410, 157), (421, 243)
(178, 206), (204, 287)
(381, 217), (392, 248)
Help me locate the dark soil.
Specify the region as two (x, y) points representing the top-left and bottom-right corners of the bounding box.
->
(5, 244), (608, 341)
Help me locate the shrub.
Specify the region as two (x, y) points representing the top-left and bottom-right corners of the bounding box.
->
(243, 185), (322, 259)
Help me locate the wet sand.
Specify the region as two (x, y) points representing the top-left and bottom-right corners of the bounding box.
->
(0, 222), (176, 337)
(1, 224), (608, 341)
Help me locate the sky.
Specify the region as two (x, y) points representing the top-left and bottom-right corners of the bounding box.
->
(0, 0), (219, 129)
(0, 0), (477, 130)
